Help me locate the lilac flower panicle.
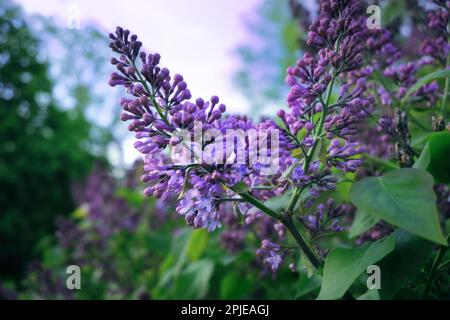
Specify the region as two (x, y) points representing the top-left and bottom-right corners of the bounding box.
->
(279, 0), (372, 200)
(108, 26), (297, 234)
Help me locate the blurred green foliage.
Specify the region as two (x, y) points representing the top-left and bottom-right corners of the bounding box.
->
(20, 190), (321, 300)
(0, 1), (100, 281)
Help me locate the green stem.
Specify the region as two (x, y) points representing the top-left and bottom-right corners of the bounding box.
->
(304, 75), (336, 171)
(129, 58), (170, 126)
(281, 214), (322, 269)
(286, 188), (303, 214)
(286, 75), (337, 215)
(230, 189), (281, 220)
(228, 185), (322, 269)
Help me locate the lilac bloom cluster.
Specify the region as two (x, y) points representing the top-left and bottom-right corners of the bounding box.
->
(278, 0), (372, 197)
(421, 1), (449, 66)
(366, 29), (401, 67)
(300, 199), (348, 238)
(355, 1), (446, 166)
(109, 27), (295, 232)
(368, 1), (448, 110)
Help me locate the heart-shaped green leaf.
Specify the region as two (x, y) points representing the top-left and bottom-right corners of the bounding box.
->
(317, 234), (396, 300)
(350, 169), (447, 245)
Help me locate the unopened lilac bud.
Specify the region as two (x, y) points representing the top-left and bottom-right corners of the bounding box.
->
(153, 120), (173, 132)
(178, 81), (187, 90)
(210, 96), (219, 105)
(196, 98), (205, 109)
(172, 73), (183, 82)
(186, 103), (197, 113)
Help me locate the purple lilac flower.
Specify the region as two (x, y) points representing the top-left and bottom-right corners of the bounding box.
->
(176, 189), (221, 232)
(360, 3), (443, 110)
(359, 125), (394, 160)
(365, 29), (401, 67)
(257, 240), (283, 273)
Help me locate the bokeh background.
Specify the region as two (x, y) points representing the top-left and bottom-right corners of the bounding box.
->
(0, 0), (428, 299)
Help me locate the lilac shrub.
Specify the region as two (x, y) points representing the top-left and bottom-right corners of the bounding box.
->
(108, 0), (374, 269)
(108, 0), (450, 299)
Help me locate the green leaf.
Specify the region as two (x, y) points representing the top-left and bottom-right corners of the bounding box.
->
(350, 168), (447, 245)
(311, 138), (328, 164)
(148, 232), (171, 256)
(174, 260), (214, 299)
(378, 230), (433, 299)
(414, 132), (450, 183)
(317, 235), (396, 300)
(413, 142), (431, 170)
(349, 210), (379, 239)
(402, 69), (450, 105)
(187, 229), (209, 261)
(295, 272), (322, 299)
(411, 132), (432, 150)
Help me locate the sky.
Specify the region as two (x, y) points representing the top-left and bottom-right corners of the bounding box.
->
(16, 0), (261, 165)
(17, 0), (259, 113)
